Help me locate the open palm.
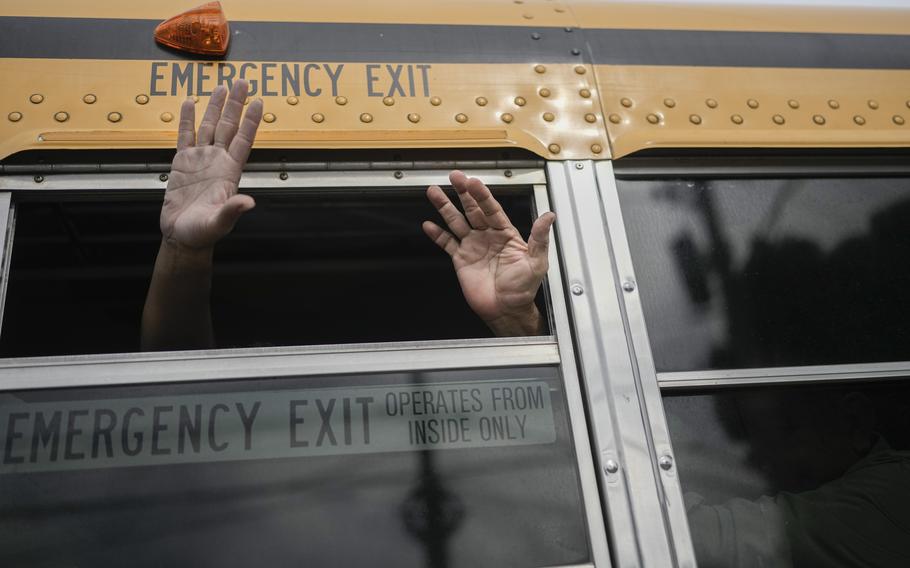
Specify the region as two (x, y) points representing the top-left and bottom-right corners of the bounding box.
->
(161, 81), (263, 250)
(423, 171), (555, 333)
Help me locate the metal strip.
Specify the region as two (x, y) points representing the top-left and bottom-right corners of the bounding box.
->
(0, 337), (559, 391)
(548, 160), (674, 567)
(659, 360), (910, 390)
(613, 156), (910, 180)
(595, 162), (697, 568)
(0, 194), (13, 339)
(534, 184), (611, 568)
(0, 169), (544, 192)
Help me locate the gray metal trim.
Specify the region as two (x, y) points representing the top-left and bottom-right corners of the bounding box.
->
(0, 337), (559, 391)
(0, 194), (13, 339)
(0, 169), (544, 192)
(659, 361), (910, 390)
(548, 160), (674, 567)
(534, 184), (612, 568)
(595, 162), (697, 568)
(612, 156), (910, 180)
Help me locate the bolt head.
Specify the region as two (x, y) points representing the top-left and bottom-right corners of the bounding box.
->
(279, 172), (289, 181)
(394, 171), (404, 179)
(604, 459), (619, 474)
(159, 173), (169, 182)
(659, 455), (674, 471)
(503, 170), (513, 178)
(574, 162), (584, 170)
(33, 175), (44, 183)
(622, 280), (636, 292)
(571, 284), (584, 296)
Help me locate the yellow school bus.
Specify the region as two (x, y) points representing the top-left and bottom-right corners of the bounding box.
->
(1, 1), (909, 567)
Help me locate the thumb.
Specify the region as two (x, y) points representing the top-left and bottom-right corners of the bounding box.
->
(211, 194), (255, 238)
(528, 212), (556, 267)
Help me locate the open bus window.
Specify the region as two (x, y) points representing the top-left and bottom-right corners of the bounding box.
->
(0, 188), (546, 358)
(664, 380), (910, 568)
(618, 177), (910, 372)
(0, 366), (589, 567)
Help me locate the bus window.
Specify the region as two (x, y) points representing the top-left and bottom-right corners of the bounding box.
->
(617, 176), (910, 372)
(0, 187), (546, 358)
(0, 365), (589, 567)
(664, 380), (910, 568)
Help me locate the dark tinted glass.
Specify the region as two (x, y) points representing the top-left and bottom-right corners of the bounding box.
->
(665, 381), (910, 568)
(618, 177), (910, 372)
(0, 366), (589, 567)
(1, 188), (540, 357)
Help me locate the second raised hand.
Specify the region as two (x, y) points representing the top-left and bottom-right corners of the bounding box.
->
(161, 80), (264, 251)
(423, 170), (556, 337)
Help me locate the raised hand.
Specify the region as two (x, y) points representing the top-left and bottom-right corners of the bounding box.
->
(161, 80), (263, 250)
(423, 171), (556, 337)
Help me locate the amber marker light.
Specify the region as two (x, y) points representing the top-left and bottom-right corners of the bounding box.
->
(154, 2), (230, 57)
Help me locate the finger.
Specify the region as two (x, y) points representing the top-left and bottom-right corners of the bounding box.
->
(528, 212), (556, 268)
(176, 99), (196, 151)
(196, 85), (228, 146)
(450, 171), (488, 230)
(214, 80), (250, 149)
(228, 98), (263, 164)
(463, 175), (512, 230)
(422, 221), (458, 257)
(210, 194), (256, 238)
(426, 185), (471, 239)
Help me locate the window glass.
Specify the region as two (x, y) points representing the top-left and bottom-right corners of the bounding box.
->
(1, 188), (543, 357)
(618, 177), (910, 372)
(0, 366), (589, 567)
(664, 380), (910, 568)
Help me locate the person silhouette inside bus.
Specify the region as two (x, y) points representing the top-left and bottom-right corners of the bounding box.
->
(141, 81), (555, 351)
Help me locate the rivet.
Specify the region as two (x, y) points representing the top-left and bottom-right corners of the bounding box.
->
(658, 455), (674, 471)
(747, 99), (759, 109)
(263, 113), (277, 123)
(604, 459), (619, 474)
(646, 113), (660, 124)
(514, 96), (527, 107)
(135, 94), (149, 105)
(620, 98), (633, 108)
(854, 115), (866, 126)
(574, 65), (586, 75)
(523, 13), (534, 19)
(579, 88), (591, 98)
(430, 96), (442, 106)
(591, 144), (603, 154)
(585, 113), (597, 123)
(813, 114), (826, 125)
(548, 143), (561, 154)
(335, 96), (348, 106)
(772, 114), (785, 125)
(571, 48), (581, 56)
(534, 64), (547, 74)
(501, 113), (514, 123)
(34, 175), (44, 184)
(192, 96), (199, 103)
(565, 27), (573, 33)
(504, 169), (513, 178)
(788, 99), (800, 109)
(475, 97), (488, 107)
(531, 32), (541, 40)
(689, 114), (702, 125)
(159, 173), (168, 182)
(539, 88), (551, 98)
(542, 112), (555, 122)
(514, 0), (523, 3)
(731, 114), (744, 125)
(54, 111), (69, 122)
(868, 99), (879, 110)
(29, 94), (44, 104)
(555, 7), (566, 13)
(83, 94), (97, 104)
(107, 112), (122, 123)
(622, 280), (636, 292)
(894, 115), (906, 126)
(279, 172), (289, 181)
(407, 113), (420, 123)
(311, 113), (325, 123)
(705, 98), (718, 109)
(906, 100), (910, 109)
(160, 112), (174, 122)
(287, 96), (299, 105)
(663, 98), (676, 108)
(360, 113), (373, 123)
(383, 96), (395, 106)
(571, 284), (584, 295)
(609, 113), (622, 124)
(828, 99), (840, 110)
(7, 112), (22, 122)
(394, 171), (404, 179)
(455, 113), (468, 123)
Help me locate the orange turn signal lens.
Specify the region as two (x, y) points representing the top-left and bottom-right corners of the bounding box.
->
(154, 2), (230, 56)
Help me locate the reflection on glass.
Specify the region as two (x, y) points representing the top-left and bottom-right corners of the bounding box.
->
(618, 178), (910, 372)
(0, 367), (589, 567)
(665, 381), (910, 567)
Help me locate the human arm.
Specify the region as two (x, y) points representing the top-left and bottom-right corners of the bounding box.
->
(422, 171), (556, 337)
(141, 81), (263, 351)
